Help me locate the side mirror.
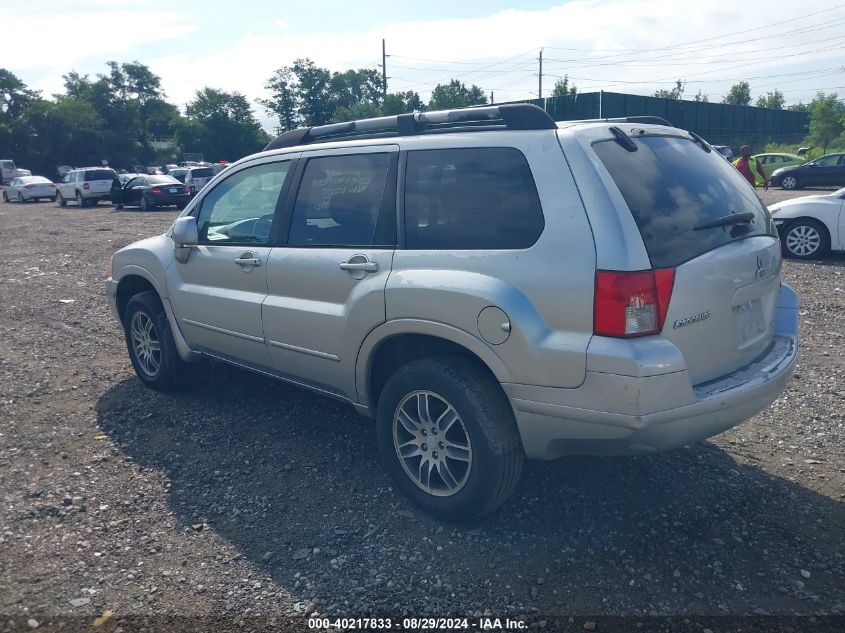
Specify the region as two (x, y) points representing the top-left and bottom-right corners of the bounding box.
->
(172, 216), (198, 264)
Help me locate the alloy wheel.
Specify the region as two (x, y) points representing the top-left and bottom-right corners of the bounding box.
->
(130, 311), (161, 377)
(392, 390), (472, 497)
(786, 224), (821, 257)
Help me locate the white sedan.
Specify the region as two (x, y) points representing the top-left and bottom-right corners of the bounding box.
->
(769, 187), (845, 259)
(3, 176), (56, 203)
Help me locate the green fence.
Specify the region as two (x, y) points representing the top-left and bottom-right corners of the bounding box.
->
(511, 92), (809, 151)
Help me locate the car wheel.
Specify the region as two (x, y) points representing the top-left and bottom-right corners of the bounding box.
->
(781, 175), (799, 190)
(113, 203), (124, 210)
(376, 356), (524, 521)
(140, 196), (149, 210)
(57, 192), (67, 207)
(123, 291), (187, 390)
(2, 191), (7, 202)
(76, 191), (85, 206)
(783, 219), (830, 260)
(17, 191), (25, 203)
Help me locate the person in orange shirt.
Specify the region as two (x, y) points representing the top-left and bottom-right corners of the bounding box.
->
(732, 145), (768, 190)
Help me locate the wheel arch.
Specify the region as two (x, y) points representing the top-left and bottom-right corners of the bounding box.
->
(356, 320), (513, 412)
(115, 273), (161, 326)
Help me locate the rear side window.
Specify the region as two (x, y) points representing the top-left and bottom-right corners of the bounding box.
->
(190, 168), (213, 177)
(404, 148), (544, 250)
(287, 153), (394, 247)
(593, 135), (775, 268)
(85, 169), (116, 181)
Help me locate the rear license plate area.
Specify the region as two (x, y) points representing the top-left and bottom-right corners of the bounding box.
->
(734, 299), (767, 348)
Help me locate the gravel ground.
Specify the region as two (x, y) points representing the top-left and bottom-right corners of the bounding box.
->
(0, 187), (843, 632)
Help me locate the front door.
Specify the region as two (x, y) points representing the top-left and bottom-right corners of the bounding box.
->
(262, 147), (398, 398)
(166, 157), (296, 368)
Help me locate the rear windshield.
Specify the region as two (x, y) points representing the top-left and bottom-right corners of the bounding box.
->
(190, 168), (213, 177)
(593, 135), (775, 268)
(85, 169), (117, 181)
(147, 175), (180, 185)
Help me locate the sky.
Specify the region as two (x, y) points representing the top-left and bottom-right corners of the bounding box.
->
(3, 0), (845, 130)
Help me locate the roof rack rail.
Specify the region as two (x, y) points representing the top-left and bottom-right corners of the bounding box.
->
(604, 116), (674, 127)
(263, 103), (556, 151)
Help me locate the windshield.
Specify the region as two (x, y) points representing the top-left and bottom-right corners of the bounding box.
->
(593, 135), (776, 268)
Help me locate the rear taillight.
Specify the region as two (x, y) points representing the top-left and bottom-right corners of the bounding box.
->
(594, 269), (675, 338)
(83, 182), (90, 190)
(149, 186), (162, 194)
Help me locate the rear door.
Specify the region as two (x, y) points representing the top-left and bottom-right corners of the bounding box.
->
(166, 156), (297, 368)
(262, 146), (398, 399)
(591, 132), (782, 384)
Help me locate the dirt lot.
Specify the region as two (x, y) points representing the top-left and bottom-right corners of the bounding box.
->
(0, 187), (843, 632)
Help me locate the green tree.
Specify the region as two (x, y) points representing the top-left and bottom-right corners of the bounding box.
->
(722, 81), (751, 106)
(180, 87), (269, 161)
(755, 90), (785, 109)
(654, 79), (685, 100)
(807, 92), (845, 152)
(692, 90), (709, 102)
(382, 90), (424, 115)
(292, 58), (333, 126)
(551, 75), (577, 98)
(260, 67), (299, 132)
(428, 80), (487, 110)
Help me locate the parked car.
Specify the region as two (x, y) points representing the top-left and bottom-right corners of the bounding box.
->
(753, 153), (804, 186)
(168, 168), (189, 183)
(712, 145), (733, 161)
(1, 159), (31, 184)
(769, 153), (845, 190)
(162, 164), (178, 174)
(111, 174), (190, 210)
(106, 105), (799, 520)
(768, 186), (845, 259)
(184, 166), (214, 195)
(56, 167), (118, 207)
(2, 176), (56, 202)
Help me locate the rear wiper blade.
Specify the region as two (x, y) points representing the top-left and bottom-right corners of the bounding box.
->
(694, 211), (756, 231)
(609, 126), (638, 152)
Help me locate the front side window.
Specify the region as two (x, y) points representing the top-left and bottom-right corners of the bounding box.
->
(814, 155), (838, 167)
(404, 147), (544, 250)
(287, 153), (393, 247)
(197, 161), (291, 245)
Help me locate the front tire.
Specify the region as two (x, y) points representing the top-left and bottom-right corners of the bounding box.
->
(140, 196), (149, 210)
(17, 191), (25, 203)
(782, 219), (829, 259)
(376, 356), (524, 521)
(123, 291), (188, 390)
(781, 175), (799, 190)
(57, 192), (67, 207)
(2, 191), (7, 202)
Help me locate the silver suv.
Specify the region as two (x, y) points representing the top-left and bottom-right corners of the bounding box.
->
(106, 105), (799, 520)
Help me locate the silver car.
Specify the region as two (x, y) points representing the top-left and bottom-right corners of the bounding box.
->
(106, 105), (799, 520)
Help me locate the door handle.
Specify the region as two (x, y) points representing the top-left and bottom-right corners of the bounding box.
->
(339, 261), (378, 272)
(234, 252), (261, 267)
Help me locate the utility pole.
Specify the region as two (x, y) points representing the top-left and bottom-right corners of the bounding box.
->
(538, 47), (543, 100)
(490, 91), (494, 104)
(382, 39), (388, 99)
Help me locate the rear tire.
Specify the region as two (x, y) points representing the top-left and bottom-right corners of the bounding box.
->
(76, 191), (85, 207)
(782, 219), (830, 259)
(57, 192), (67, 207)
(123, 291), (188, 391)
(113, 203), (124, 210)
(140, 196), (149, 210)
(2, 191), (7, 202)
(376, 356), (524, 522)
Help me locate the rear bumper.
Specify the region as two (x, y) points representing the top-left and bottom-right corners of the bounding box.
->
(506, 283), (799, 459)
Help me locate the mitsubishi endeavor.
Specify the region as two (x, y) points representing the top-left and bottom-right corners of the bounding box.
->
(106, 104), (799, 520)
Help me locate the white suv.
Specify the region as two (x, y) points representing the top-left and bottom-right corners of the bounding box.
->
(56, 167), (118, 207)
(106, 105), (799, 520)
(184, 166), (214, 195)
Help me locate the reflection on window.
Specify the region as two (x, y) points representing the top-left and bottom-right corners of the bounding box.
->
(288, 154), (390, 247)
(197, 162), (290, 244)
